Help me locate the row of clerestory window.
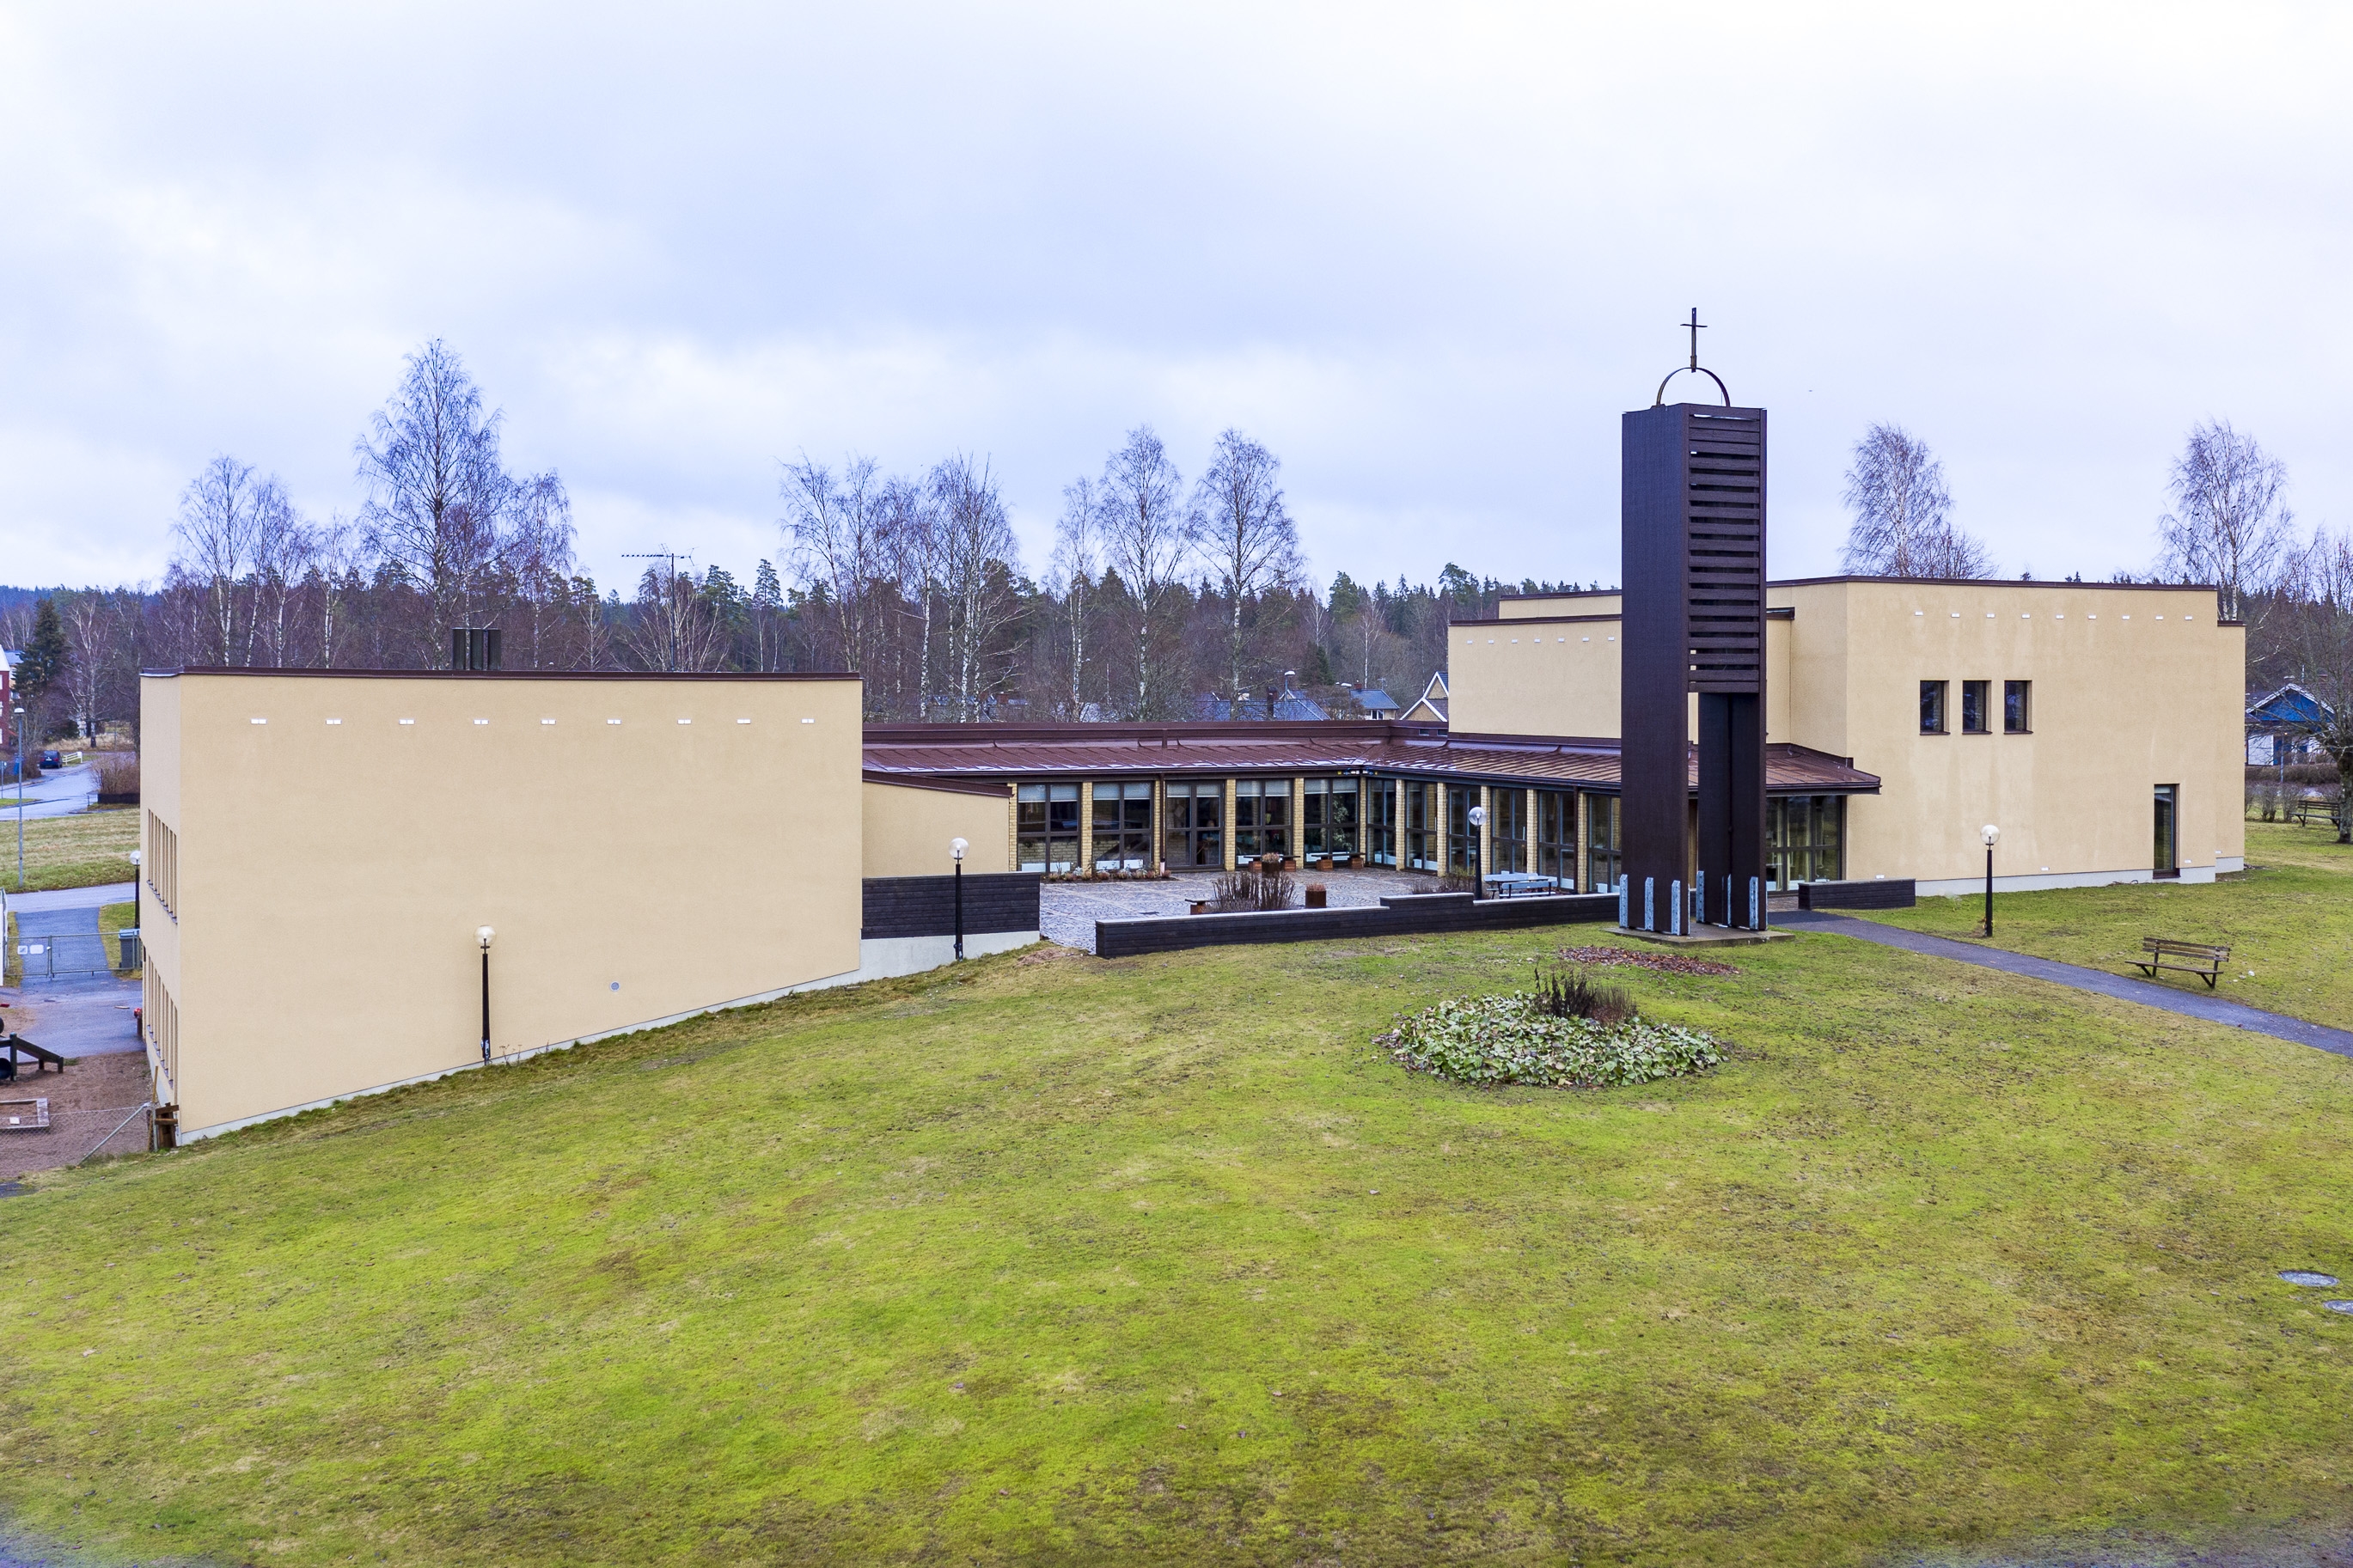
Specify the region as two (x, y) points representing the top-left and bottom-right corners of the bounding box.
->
(1920, 679), (2031, 735)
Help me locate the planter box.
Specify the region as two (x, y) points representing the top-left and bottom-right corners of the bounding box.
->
(1797, 878), (1916, 911)
(1097, 891), (1620, 958)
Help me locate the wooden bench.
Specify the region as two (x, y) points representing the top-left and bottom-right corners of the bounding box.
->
(2131, 937), (2229, 989)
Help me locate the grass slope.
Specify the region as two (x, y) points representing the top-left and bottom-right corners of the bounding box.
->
(0, 927), (2348, 1565)
(1868, 821), (2353, 1028)
(2, 807), (138, 894)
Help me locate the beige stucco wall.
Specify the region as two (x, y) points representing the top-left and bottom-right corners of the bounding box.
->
(1795, 580), (2243, 887)
(1499, 592), (1621, 619)
(144, 671), (864, 1138)
(1444, 579), (2245, 889)
(861, 780), (1012, 876)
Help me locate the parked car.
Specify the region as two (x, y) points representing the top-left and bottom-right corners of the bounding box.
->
(38, 749), (64, 768)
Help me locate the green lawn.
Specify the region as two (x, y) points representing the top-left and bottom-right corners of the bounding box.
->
(1, 925), (2348, 1565)
(1866, 821), (2353, 1028)
(1, 806), (139, 894)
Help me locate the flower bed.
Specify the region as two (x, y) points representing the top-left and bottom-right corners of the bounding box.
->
(1556, 944), (1741, 977)
(1379, 994), (1723, 1089)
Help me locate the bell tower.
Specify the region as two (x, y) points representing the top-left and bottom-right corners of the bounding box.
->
(1619, 313), (1768, 933)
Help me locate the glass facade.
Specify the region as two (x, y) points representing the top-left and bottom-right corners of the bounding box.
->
(1233, 778), (1292, 861)
(1366, 778), (1398, 867)
(1585, 793), (1621, 891)
(1488, 787), (1526, 875)
(1162, 780), (1223, 869)
(1403, 781), (1439, 870)
(1016, 782), (1082, 873)
(1445, 785), (1481, 876)
(1766, 795), (1846, 888)
(1091, 781), (1152, 871)
(1535, 789), (1576, 887)
(1301, 776), (1360, 863)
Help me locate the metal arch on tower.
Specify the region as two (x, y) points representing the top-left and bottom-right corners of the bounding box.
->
(1653, 308), (1732, 406)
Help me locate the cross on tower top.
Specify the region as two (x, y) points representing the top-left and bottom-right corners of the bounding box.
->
(1653, 308), (1730, 406)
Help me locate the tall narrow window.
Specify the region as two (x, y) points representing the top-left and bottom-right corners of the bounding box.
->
(1016, 782), (1082, 873)
(1535, 789), (1578, 887)
(1920, 680), (1948, 735)
(1960, 680), (1989, 734)
(2004, 680), (2032, 733)
(1403, 781), (1439, 871)
(1234, 778), (1292, 862)
(1488, 788), (1527, 876)
(1366, 779), (1397, 867)
(1301, 776), (1359, 863)
(1445, 786), (1484, 877)
(1091, 782), (1152, 871)
(2154, 784), (2178, 877)
(1161, 781), (1224, 869)
(1584, 793), (1621, 891)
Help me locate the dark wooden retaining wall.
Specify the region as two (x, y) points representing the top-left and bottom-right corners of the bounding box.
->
(1096, 891), (1620, 959)
(1798, 878), (1916, 911)
(862, 874), (1042, 939)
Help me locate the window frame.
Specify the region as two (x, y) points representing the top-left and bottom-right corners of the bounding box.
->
(1301, 776), (1360, 863)
(1233, 777), (1293, 863)
(1091, 780), (1153, 872)
(1161, 780), (1224, 869)
(1920, 679), (1949, 735)
(1960, 679), (1989, 735)
(1584, 792), (1621, 891)
(1535, 789), (1578, 888)
(2004, 679), (2032, 734)
(1015, 781), (1084, 873)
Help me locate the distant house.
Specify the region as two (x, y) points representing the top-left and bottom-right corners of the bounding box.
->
(1349, 686), (1401, 719)
(2246, 683), (2332, 766)
(1195, 686), (1330, 722)
(1402, 670), (1448, 723)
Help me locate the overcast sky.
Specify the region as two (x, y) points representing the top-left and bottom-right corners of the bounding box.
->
(3, 3), (2347, 598)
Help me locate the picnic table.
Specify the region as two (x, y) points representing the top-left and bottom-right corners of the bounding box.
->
(1482, 873), (1562, 899)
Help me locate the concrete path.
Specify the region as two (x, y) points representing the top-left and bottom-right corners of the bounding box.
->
(6, 882), (135, 913)
(1775, 911), (2353, 1059)
(1, 760), (99, 821)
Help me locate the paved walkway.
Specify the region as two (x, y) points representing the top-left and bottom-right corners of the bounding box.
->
(5, 882), (135, 913)
(1775, 911), (2353, 1059)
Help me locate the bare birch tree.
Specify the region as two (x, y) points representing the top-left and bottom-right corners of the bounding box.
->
(170, 455), (270, 663)
(2274, 527), (2353, 840)
(1050, 476), (1101, 718)
(883, 476), (941, 717)
(782, 455), (895, 711)
(1838, 424), (1993, 579)
(2157, 419), (2293, 620)
(931, 454), (1023, 720)
(1096, 426), (1198, 719)
(355, 340), (533, 659)
(1194, 429), (1302, 705)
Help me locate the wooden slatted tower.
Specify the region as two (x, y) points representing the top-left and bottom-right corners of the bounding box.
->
(1620, 394), (1769, 933)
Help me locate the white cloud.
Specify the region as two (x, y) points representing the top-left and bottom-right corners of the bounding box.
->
(3, 2), (2350, 595)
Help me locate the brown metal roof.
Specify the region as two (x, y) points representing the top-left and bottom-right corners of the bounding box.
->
(861, 719), (1878, 795)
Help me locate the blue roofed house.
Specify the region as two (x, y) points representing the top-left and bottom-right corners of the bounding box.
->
(1348, 686), (1401, 719)
(2246, 683), (2332, 766)
(1195, 684), (1331, 722)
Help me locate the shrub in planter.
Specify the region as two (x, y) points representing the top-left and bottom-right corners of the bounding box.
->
(1379, 993), (1721, 1089)
(1304, 882), (1327, 908)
